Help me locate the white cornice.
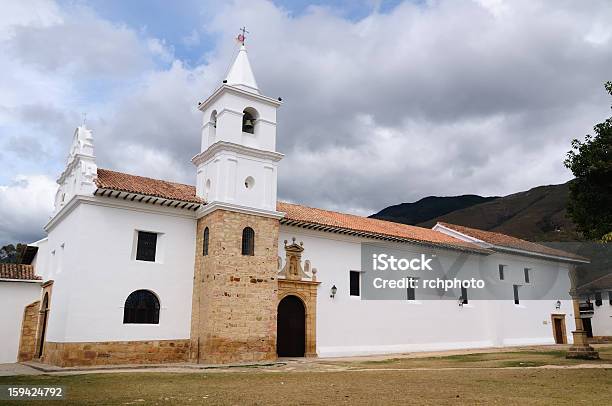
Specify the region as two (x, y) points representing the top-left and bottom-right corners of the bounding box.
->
(45, 193), (198, 232)
(196, 201), (285, 220)
(0, 279), (43, 284)
(433, 223), (588, 264)
(433, 224), (491, 247)
(191, 141), (284, 166)
(197, 84), (281, 112)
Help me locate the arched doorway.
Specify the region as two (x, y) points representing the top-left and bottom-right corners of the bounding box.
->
(37, 293), (49, 358)
(277, 295), (305, 357)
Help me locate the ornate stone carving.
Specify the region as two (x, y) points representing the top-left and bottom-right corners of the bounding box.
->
(278, 237), (315, 281)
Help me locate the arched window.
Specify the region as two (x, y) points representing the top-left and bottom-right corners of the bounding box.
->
(242, 227), (255, 256)
(123, 290), (160, 324)
(203, 227), (209, 256)
(242, 108), (258, 134)
(210, 110), (217, 128)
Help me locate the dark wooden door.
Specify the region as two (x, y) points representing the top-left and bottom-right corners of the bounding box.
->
(277, 295), (305, 357)
(582, 318), (593, 338)
(554, 318), (564, 344)
(38, 294), (49, 357)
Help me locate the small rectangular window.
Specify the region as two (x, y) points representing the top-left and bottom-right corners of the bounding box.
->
(136, 231), (157, 262)
(608, 291), (612, 305)
(461, 286), (468, 305)
(407, 277), (418, 301)
(498, 265), (505, 280)
(595, 292), (602, 307)
(513, 284), (520, 305)
(349, 271), (360, 297)
(524, 268), (530, 283)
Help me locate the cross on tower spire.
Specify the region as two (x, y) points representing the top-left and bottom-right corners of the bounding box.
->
(237, 26), (249, 44)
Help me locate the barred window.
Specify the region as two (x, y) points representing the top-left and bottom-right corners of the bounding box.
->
(136, 231), (157, 262)
(595, 292), (602, 307)
(123, 290), (160, 324)
(498, 264), (505, 280)
(242, 227), (255, 256)
(407, 277), (418, 301)
(203, 227), (209, 256)
(350, 271), (360, 296)
(513, 285), (520, 305)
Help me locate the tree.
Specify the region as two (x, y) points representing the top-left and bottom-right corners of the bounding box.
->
(564, 82), (612, 240)
(0, 243), (27, 264)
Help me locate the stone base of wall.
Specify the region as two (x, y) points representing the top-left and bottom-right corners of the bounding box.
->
(42, 340), (190, 367)
(196, 337), (277, 364)
(589, 336), (612, 344)
(18, 301), (41, 362)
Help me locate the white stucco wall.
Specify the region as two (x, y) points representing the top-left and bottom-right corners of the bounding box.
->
(590, 293), (612, 336)
(0, 281), (41, 363)
(280, 226), (575, 357)
(44, 197), (196, 343)
(32, 194), (578, 355)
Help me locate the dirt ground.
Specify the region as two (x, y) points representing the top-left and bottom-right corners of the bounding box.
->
(1, 345), (610, 405)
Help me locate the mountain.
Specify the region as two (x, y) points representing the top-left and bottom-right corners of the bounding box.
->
(371, 182), (580, 242)
(371, 195), (498, 225)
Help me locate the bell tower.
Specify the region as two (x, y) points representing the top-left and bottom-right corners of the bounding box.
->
(190, 35), (283, 364)
(192, 42), (283, 214)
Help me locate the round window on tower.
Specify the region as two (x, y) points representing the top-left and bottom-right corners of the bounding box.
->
(244, 176), (255, 189)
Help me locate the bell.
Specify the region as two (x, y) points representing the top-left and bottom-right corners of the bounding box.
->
(244, 119), (254, 127)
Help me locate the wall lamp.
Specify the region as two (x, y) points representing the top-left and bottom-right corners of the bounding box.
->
(330, 285), (337, 299)
(555, 300), (561, 309)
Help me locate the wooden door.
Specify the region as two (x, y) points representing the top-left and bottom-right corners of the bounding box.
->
(277, 295), (305, 357)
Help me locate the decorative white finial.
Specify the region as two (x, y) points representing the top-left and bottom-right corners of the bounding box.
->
(225, 28), (259, 94)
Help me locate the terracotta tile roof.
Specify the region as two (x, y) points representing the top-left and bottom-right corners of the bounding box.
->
(96, 168), (202, 204)
(0, 264), (41, 281)
(437, 222), (588, 262)
(278, 201), (491, 254)
(94, 168), (577, 259)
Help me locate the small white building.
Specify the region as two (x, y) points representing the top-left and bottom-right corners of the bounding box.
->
(578, 274), (612, 341)
(0, 264), (42, 363)
(3, 41), (598, 366)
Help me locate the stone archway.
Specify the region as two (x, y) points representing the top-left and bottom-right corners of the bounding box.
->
(277, 295), (306, 357)
(277, 238), (320, 357)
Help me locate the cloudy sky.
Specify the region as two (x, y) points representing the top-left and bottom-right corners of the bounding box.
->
(1, 0), (611, 246)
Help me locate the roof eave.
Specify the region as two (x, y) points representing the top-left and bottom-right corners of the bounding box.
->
(281, 218), (492, 255)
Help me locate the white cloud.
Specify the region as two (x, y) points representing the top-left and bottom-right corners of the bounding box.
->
(0, 175), (56, 245)
(2, 0), (612, 243)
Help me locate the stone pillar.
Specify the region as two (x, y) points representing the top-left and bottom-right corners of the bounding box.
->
(566, 266), (599, 359)
(18, 301), (41, 362)
(190, 209), (280, 364)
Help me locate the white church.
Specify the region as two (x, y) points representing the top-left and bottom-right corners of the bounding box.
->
(0, 41), (592, 366)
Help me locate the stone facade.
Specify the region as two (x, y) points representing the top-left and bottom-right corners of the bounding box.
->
(277, 238), (320, 357)
(278, 280), (319, 357)
(42, 340), (190, 367)
(190, 209), (280, 364)
(17, 300), (40, 362)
